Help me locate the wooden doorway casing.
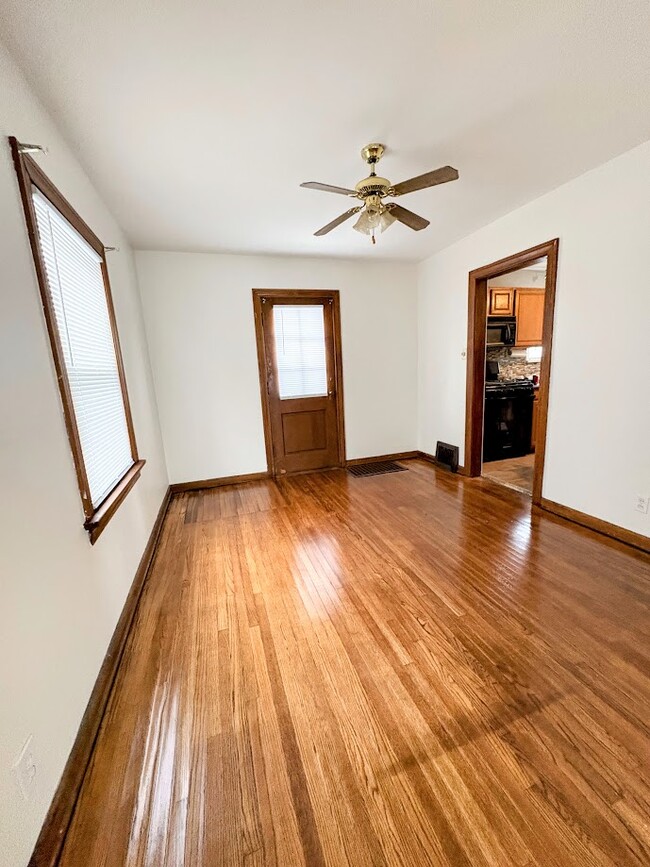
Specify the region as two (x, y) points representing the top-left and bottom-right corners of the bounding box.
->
(464, 238), (559, 505)
(253, 289), (346, 477)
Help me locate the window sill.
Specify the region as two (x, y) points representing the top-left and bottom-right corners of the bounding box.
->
(84, 459), (146, 544)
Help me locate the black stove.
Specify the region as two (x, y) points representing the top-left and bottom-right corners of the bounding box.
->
(483, 379), (534, 461)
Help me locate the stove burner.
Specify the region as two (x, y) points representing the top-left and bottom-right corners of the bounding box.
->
(485, 378), (534, 393)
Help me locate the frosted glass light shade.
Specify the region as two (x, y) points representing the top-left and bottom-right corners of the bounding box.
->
(379, 210), (396, 232)
(353, 210), (373, 235)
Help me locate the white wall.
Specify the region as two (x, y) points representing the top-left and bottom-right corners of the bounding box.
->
(418, 139), (650, 537)
(136, 252), (418, 483)
(487, 267), (546, 288)
(0, 42), (168, 867)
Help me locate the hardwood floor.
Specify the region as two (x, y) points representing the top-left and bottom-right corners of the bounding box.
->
(59, 460), (650, 866)
(483, 453), (535, 495)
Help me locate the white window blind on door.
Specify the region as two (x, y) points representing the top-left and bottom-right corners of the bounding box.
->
(32, 189), (133, 508)
(272, 305), (328, 399)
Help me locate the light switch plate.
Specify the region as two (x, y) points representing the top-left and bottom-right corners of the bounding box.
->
(635, 495), (649, 514)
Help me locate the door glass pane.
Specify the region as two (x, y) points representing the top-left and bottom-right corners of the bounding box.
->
(273, 305), (327, 399)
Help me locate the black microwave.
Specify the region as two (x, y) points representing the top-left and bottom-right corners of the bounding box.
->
(487, 317), (516, 346)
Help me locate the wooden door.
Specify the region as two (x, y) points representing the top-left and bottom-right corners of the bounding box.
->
(253, 290), (345, 476)
(515, 289), (545, 346)
(488, 288), (514, 316)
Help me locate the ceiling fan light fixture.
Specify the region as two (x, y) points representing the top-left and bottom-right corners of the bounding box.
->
(378, 209), (396, 233)
(353, 202), (396, 239)
(352, 210), (373, 235)
(366, 210), (382, 230)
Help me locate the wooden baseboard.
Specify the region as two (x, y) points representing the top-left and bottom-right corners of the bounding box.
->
(416, 450), (466, 475)
(346, 451), (418, 467)
(538, 497), (650, 554)
(170, 470), (270, 493)
(29, 486), (172, 867)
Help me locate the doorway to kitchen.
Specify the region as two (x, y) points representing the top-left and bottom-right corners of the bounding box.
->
(253, 289), (346, 476)
(464, 239), (559, 505)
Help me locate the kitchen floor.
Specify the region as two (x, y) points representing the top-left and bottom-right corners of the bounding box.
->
(482, 453), (535, 494)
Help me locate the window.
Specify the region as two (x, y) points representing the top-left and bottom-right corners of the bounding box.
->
(272, 305), (328, 399)
(11, 138), (144, 543)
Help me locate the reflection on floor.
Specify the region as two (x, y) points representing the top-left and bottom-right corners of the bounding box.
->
(483, 453), (535, 495)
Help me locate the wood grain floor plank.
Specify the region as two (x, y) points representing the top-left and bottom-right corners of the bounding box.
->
(59, 461), (650, 866)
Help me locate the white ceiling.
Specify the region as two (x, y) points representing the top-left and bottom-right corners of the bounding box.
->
(2, 0), (650, 262)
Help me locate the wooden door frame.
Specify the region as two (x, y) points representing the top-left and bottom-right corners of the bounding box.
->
(252, 288), (346, 476)
(464, 238), (559, 505)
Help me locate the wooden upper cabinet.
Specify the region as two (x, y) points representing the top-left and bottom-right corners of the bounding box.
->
(488, 288), (514, 316)
(515, 289), (545, 346)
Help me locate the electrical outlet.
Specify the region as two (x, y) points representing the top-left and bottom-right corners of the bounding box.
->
(635, 495), (649, 514)
(13, 736), (37, 802)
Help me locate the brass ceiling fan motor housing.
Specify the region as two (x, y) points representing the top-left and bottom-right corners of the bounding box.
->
(355, 175), (392, 199)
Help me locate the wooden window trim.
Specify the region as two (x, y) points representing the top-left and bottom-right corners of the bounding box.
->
(9, 137), (144, 543)
(84, 459), (146, 544)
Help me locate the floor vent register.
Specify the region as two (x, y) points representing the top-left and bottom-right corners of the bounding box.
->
(347, 461), (407, 478)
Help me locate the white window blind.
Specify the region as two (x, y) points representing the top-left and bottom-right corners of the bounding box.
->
(32, 189), (133, 508)
(272, 305), (328, 400)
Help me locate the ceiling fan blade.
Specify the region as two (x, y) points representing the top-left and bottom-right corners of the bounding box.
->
(314, 207), (362, 236)
(391, 166), (459, 196)
(301, 181), (357, 196)
(386, 203), (430, 231)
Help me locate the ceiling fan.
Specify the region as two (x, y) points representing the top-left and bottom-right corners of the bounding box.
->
(300, 144), (459, 244)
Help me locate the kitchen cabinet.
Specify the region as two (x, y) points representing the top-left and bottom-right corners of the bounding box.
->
(488, 288), (514, 316)
(531, 391), (539, 451)
(515, 289), (545, 346)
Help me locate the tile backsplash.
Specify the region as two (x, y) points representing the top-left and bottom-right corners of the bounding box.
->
(486, 346), (541, 380)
